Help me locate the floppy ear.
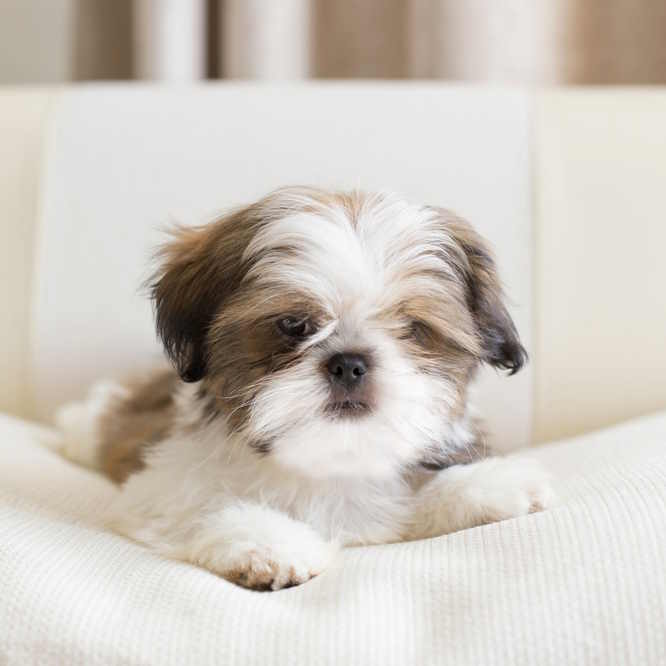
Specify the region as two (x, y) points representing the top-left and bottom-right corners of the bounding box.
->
(442, 212), (527, 374)
(150, 211), (252, 382)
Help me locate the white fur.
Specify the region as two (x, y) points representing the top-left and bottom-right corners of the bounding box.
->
(246, 325), (454, 480)
(406, 456), (557, 539)
(60, 190), (555, 590)
(110, 497), (337, 591)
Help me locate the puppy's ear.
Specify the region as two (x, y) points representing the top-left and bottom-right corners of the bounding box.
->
(150, 211), (252, 382)
(441, 211), (527, 374)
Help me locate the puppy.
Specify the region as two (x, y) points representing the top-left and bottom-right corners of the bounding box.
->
(57, 187), (554, 590)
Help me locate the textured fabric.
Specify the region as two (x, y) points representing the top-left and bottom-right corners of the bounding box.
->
(2, 412), (666, 665)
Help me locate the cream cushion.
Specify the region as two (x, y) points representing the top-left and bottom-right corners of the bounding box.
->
(2, 412), (665, 665)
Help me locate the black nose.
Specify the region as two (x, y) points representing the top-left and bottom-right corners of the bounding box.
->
(326, 353), (368, 389)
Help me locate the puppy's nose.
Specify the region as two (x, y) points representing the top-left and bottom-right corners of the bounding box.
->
(326, 353), (368, 388)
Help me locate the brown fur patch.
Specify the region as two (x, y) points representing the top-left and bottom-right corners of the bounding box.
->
(150, 208), (264, 383)
(99, 368), (179, 483)
(432, 209), (527, 374)
(204, 288), (329, 435)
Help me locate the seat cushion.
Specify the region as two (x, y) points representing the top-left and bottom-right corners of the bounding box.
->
(1, 412), (666, 665)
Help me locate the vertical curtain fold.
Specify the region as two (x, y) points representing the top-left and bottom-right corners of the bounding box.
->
(133, 0), (206, 81)
(56, 0), (666, 84)
(221, 0), (311, 79)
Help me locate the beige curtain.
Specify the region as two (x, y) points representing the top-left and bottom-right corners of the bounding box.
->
(220, 0), (666, 83)
(1, 0), (665, 84)
(405, 0), (666, 83)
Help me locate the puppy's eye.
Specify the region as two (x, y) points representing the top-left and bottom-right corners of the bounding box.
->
(407, 319), (434, 345)
(277, 316), (314, 339)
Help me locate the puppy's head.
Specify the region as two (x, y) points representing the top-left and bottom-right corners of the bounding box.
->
(151, 188), (525, 478)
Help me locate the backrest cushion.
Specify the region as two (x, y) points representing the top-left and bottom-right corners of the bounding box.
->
(31, 84), (532, 450)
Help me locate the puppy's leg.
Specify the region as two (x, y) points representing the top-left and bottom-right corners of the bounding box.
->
(55, 368), (178, 483)
(113, 502), (337, 591)
(55, 380), (130, 469)
(406, 457), (556, 540)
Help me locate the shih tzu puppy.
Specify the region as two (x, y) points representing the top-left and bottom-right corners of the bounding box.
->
(58, 187), (554, 590)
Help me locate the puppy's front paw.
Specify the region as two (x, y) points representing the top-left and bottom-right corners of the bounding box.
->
(463, 457), (557, 524)
(218, 539), (335, 591)
(121, 503), (338, 591)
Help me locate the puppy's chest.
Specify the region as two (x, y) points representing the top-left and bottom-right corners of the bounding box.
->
(243, 475), (411, 545)
(174, 427), (413, 544)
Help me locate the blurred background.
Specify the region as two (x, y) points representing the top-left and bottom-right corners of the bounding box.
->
(1, 0), (665, 447)
(1, 0), (665, 84)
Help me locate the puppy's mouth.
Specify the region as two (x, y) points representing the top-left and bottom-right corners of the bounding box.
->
(324, 400), (371, 419)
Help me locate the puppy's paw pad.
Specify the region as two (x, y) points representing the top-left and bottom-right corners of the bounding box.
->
(221, 541), (334, 591)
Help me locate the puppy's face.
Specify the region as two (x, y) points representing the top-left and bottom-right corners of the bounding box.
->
(152, 188), (525, 478)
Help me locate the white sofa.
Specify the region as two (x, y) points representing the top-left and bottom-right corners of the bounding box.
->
(1, 85), (665, 665)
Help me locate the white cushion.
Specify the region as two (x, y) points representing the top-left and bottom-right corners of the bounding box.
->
(2, 412), (665, 665)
